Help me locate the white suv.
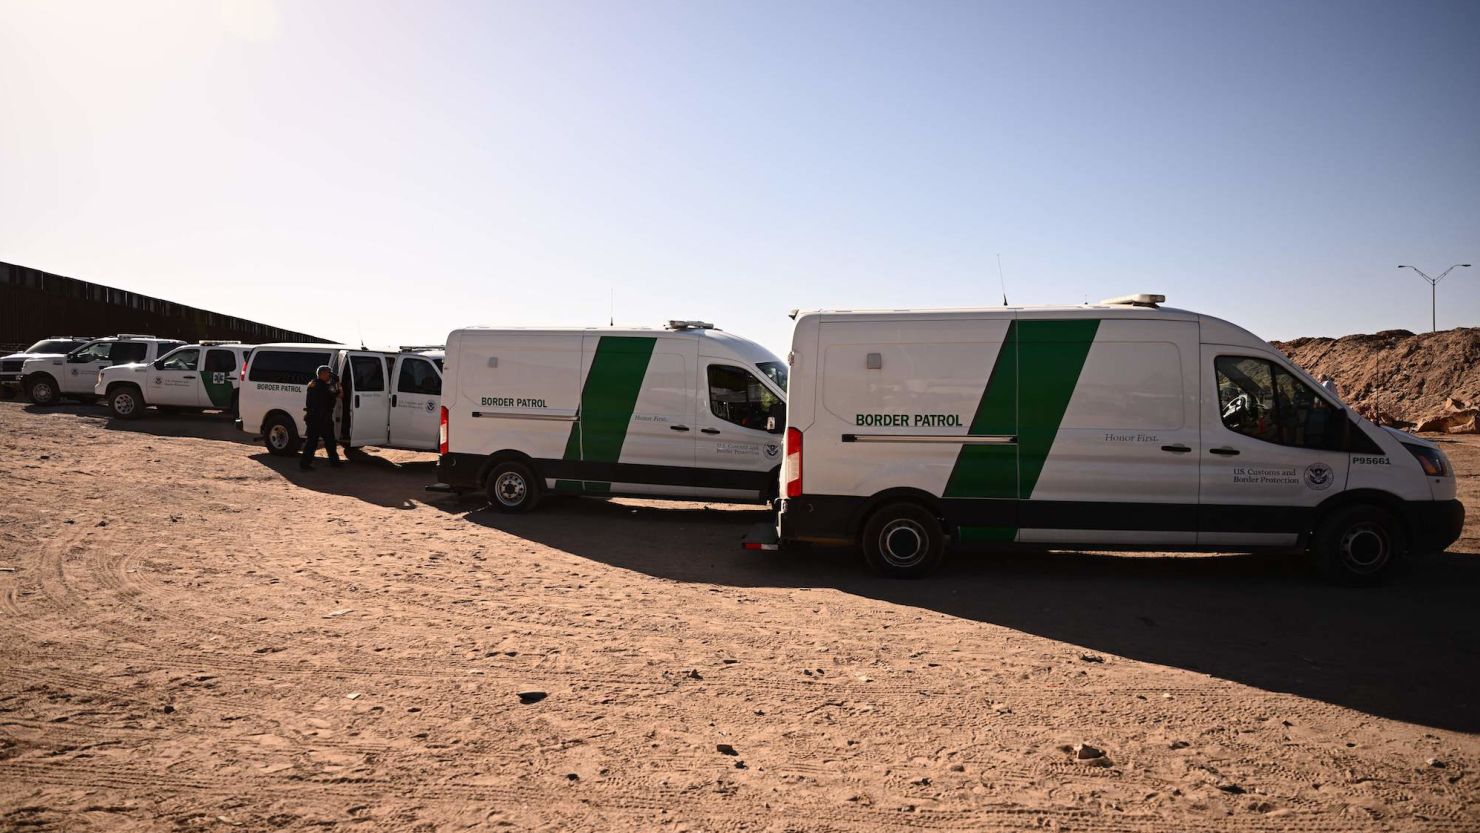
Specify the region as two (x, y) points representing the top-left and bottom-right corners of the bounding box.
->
(95, 342), (255, 419)
(1, 336), (92, 396)
(22, 335), (186, 405)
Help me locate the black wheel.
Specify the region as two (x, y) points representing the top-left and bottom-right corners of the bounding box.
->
(229, 392), (240, 419)
(263, 414), (301, 456)
(486, 461), (541, 513)
(1311, 504), (1402, 586)
(108, 385), (145, 420)
(860, 501), (946, 578)
(26, 375), (59, 405)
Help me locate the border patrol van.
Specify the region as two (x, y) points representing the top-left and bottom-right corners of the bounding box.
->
(759, 295), (1464, 584)
(436, 322), (788, 512)
(239, 343), (445, 455)
(23, 335), (187, 405)
(95, 342), (255, 419)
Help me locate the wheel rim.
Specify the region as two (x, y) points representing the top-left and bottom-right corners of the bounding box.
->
(33, 381), (54, 402)
(877, 518), (929, 568)
(114, 392), (135, 415)
(494, 472), (527, 506)
(268, 424), (290, 451)
(1339, 522), (1390, 574)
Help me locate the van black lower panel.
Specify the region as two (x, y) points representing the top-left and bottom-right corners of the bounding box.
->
(781, 494), (1465, 552)
(437, 451), (770, 494)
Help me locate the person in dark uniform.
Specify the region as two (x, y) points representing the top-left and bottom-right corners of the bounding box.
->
(301, 365), (344, 470)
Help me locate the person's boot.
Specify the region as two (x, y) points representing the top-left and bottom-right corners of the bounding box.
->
(328, 458), (344, 468)
(300, 458), (314, 470)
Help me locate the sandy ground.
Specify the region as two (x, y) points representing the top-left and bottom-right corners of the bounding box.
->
(1, 400), (1477, 833)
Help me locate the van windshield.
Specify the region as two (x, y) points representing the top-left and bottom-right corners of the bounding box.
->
(757, 361), (788, 393)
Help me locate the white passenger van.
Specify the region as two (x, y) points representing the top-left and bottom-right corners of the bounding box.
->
(760, 295), (1463, 585)
(95, 342), (255, 419)
(238, 344), (444, 455)
(436, 322), (788, 512)
(22, 335), (187, 405)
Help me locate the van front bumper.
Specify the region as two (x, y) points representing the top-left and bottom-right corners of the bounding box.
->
(1403, 499), (1465, 554)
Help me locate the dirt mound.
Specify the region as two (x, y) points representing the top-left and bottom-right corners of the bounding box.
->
(1274, 327), (1480, 431)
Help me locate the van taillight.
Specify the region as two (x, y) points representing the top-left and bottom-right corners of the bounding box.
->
(784, 427), (803, 498)
(240, 360), (247, 382)
(439, 406), (449, 455)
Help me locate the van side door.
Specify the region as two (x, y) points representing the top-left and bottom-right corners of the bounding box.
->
(148, 347), (202, 407)
(390, 355), (442, 450)
(1197, 347), (1350, 546)
(694, 363), (784, 501)
(567, 334), (696, 497)
(346, 352), (391, 446)
(1018, 319), (1201, 545)
(200, 349), (239, 410)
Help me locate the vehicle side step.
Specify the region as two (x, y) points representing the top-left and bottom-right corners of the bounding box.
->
(741, 522), (780, 551)
(424, 482), (458, 493)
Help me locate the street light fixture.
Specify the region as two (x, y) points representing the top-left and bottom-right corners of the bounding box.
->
(1397, 263), (1471, 333)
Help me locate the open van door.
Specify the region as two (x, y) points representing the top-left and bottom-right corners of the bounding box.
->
(346, 352), (391, 447)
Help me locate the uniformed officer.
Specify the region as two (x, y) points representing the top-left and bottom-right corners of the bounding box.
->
(301, 365), (344, 470)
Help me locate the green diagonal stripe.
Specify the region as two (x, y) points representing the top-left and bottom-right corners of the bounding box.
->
(945, 318), (1099, 506)
(557, 336), (656, 493)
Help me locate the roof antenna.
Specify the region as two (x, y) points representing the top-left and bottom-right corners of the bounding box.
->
(356, 320), (366, 351)
(997, 253), (1008, 306)
(609, 285), (614, 327)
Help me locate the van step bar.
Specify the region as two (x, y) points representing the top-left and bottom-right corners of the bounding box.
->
(424, 482), (458, 493)
(741, 523), (780, 552)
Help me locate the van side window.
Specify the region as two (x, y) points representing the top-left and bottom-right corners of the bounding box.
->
(110, 342), (149, 365)
(249, 351), (331, 385)
(1215, 356), (1343, 450)
(71, 342), (113, 363)
(397, 358), (441, 395)
(351, 356), (385, 392)
(204, 350), (236, 374)
(161, 348), (200, 371)
(707, 365), (779, 430)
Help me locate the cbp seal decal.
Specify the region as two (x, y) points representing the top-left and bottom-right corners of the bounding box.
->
(764, 443), (779, 458)
(426, 400), (436, 413)
(1304, 462), (1334, 491)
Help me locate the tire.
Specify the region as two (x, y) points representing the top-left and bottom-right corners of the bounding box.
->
(860, 501), (947, 578)
(263, 414), (301, 456)
(26, 375), (59, 405)
(108, 386), (145, 420)
(1310, 504), (1402, 586)
(485, 461), (541, 513)
(229, 392), (240, 420)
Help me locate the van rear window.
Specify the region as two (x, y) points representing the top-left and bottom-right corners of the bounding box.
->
(249, 350), (331, 385)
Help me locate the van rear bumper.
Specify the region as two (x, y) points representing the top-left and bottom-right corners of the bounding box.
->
(778, 495), (859, 545)
(1403, 499), (1465, 554)
(438, 452), (484, 490)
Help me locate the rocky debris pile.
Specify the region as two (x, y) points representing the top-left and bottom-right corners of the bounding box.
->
(1274, 327), (1480, 433)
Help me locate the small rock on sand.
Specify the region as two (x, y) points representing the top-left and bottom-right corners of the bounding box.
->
(517, 691), (547, 704)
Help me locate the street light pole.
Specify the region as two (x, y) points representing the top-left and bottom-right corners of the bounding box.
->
(1397, 263), (1471, 333)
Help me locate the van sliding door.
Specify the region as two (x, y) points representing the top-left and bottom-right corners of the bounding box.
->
(347, 352), (391, 447)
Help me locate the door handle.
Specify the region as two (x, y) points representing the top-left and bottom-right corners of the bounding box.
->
(1209, 446), (1240, 456)
(391, 394), (398, 407)
(1160, 444), (1191, 453)
(669, 425), (690, 432)
(701, 428), (720, 435)
(355, 394), (361, 408)
(182, 375), (196, 380)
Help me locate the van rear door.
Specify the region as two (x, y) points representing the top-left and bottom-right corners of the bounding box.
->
(346, 352), (391, 446)
(1197, 346), (1350, 546)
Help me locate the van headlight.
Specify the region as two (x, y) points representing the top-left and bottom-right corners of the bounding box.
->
(1403, 443), (1449, 477)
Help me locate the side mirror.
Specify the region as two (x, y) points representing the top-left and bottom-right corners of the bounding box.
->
(766, 403), (786, 435)
(153, 359), (165, 370)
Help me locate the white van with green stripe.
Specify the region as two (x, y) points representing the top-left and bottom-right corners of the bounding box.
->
(765, 296), (1464, 584)
(437, 322), (788, 511)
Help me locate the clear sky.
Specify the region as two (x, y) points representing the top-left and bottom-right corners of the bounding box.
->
(2, 0), (1477, 355)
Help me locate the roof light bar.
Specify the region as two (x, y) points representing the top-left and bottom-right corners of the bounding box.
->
(1098, 294), (1165, 307)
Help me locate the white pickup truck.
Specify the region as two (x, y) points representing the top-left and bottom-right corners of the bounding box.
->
(95, 342), (255, 419)
(23, 335), (187, 405)
(1, 336), (92, 397)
